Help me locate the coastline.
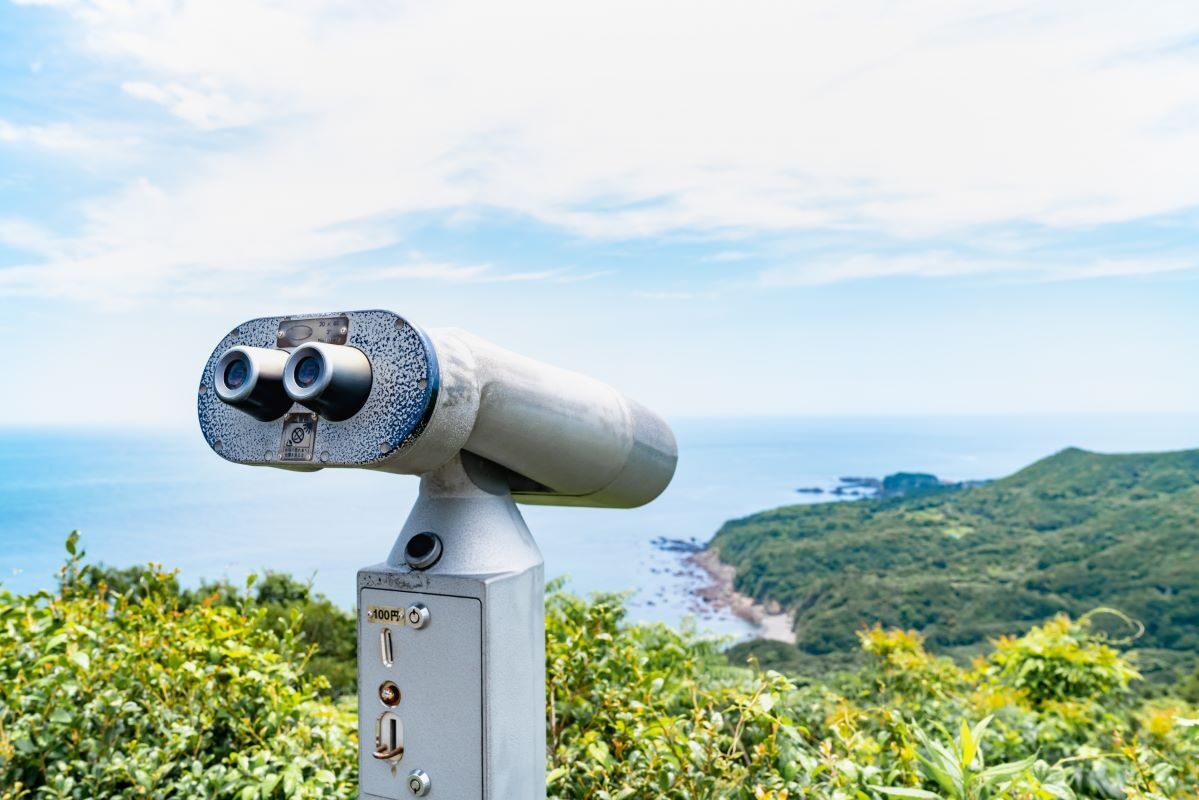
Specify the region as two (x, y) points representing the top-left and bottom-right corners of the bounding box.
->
(690, 547), (796, 644)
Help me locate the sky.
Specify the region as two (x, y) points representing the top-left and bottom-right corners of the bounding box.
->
(0, 0), (1196, 428)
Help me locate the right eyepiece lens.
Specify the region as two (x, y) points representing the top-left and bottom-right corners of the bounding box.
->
(223, 357), (249, 390)
(282, 342), (372, 421)
(294, 356), (321, 388)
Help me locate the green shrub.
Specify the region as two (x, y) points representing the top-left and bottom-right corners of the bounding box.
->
(3, 537), (1199, 799)
(69, 561), (359, 700)
(981, 614), (1141, 707)
(0, 534), (356, 799)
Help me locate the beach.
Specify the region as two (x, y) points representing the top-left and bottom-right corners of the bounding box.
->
(691, 548), (796, 644)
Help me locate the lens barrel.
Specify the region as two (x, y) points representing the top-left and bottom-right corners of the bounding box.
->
(283, 342), (373, 421)
(212, 346), (293, 421)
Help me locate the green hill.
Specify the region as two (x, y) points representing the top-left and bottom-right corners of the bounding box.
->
(711, 447), (1199, 674)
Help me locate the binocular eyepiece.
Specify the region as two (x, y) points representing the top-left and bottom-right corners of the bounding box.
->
(214, 342), (373, 423)
(213, 346), (291, 422)
(199, 310), (677, 509)
(281, 342), (373, 422)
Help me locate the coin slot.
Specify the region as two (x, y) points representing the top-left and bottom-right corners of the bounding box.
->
(380, 627), (394, 667)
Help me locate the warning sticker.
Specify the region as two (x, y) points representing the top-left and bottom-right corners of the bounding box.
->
(279, 413), (318, 462)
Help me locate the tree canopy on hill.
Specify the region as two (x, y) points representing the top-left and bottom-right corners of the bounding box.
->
(710, 447), (1199, 672)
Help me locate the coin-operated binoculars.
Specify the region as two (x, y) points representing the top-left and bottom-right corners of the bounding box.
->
(197, 310), (678, 799)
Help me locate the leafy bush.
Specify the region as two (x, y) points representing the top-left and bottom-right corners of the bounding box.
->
(874, 717), (1074, 800)
(68, 559), (358, 700)
(546, 594), (1199, 798)
(857, 626), (966, 703)
(3, 537), (1198, 799)
(0, 534), (356, 799)
(980, 613), (1141, 707)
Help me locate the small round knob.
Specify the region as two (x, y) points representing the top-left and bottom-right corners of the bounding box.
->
(407, 603), (430, 629)
(379, 681), (401, 707)
(407, 769), (431, 796)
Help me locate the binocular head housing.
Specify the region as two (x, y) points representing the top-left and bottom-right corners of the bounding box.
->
(198, 309), (677, 508)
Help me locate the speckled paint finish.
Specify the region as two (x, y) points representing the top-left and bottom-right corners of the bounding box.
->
(197, 310), (438, 469)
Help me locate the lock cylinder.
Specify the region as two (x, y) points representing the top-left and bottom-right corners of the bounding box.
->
(283, 342), (373, 421)
(212, 346), (292, 421)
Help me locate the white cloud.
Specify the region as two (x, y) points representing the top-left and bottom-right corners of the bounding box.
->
(121, 80), (258, 129)
(361, 262), (599, 284)
(0, 219), (62, 258)
(704, 251), (753, 263)
(757, 253), (1197, 286)
(1040, 257), (1198, 282)
(5, 0), (1199, 301)
(634, 290), (695, 301)
(0, 118), (108, 152)
(363, 262), (494, 283)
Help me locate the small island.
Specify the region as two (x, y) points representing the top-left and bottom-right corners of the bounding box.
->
(797, 471), (993, 499)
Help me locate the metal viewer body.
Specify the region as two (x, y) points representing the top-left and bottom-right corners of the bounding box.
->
(197, 309), (678, 799)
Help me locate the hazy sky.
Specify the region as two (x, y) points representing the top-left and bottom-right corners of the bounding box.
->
(1, 0), (1196, 428)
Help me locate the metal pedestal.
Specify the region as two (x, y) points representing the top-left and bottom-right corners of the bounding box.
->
(357, 454), (546, 799)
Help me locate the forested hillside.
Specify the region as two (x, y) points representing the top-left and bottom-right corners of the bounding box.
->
(711, 447), (1199, 673)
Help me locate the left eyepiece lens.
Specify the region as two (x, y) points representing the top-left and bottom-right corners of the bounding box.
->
(223, 357), (250, 390)
(213, 346), (292, 422)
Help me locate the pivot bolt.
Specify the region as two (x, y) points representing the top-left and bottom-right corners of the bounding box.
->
(407, 603), (430, 629)
(407, 769), (431, 796)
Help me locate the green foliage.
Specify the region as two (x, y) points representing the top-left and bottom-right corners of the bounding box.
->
(65, 559), (359, 699)
(856, 626), (967, 704)
(544, 581), (1199, 799)
(5, 537), (1199, 799)
(873, 716), (1073, 800)
(1179, 658), (1199, 703)
(709, 448), (1199, 669)
(0, 534), (356, 799)
(981, 615), (1141, 708)
(727, 639), (817, 677)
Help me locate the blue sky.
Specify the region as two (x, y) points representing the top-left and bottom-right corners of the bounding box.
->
(0, 0), (1196, 428)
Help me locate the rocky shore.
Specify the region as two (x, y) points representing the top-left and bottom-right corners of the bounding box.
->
(690, 548), (796, 644)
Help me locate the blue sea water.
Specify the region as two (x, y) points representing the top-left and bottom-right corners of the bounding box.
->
(2, 415), (1197, 639)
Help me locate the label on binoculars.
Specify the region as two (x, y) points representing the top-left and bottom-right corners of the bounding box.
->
(276, 315), (349, 348)
(366, 606), (409, 625)
(279, 413), (317, 462)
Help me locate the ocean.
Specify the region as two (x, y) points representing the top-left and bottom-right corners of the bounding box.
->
(2, 414), (1197, 640)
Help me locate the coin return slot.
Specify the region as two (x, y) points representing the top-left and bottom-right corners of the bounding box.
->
(373, 711), (404, 761)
